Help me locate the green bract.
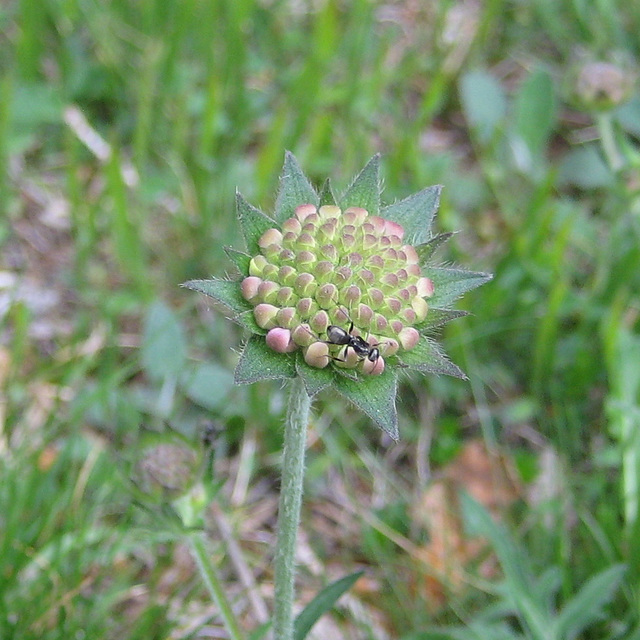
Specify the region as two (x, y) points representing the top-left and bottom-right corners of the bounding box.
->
(183, 153), (492, 439)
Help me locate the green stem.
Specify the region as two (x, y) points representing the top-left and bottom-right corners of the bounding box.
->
(272, 376), (312, 640)
(189, 531), (246, 640)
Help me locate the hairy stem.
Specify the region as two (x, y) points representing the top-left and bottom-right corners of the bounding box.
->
(272, 376), (311, 640)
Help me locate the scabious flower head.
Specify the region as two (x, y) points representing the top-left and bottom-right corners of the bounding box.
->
(183, 153), (491, 439)
(240, 203), (433, 377)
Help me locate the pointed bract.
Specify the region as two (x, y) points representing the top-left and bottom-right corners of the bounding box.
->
(426, 267), (493, 308)
(381, 185), (442, 246)
(296, 354), (335, 396)
(335, 369), (399, 440)
(399, 336), (467, 379)
(340, 154), (381, 215)
(274, 151), (319, 224)
(182, 278), (251, 317)
(416, 232), (456, 264)
(234, 335), (297, 384)
(318, 178), (338, 207)
(236, 191), (276, 255)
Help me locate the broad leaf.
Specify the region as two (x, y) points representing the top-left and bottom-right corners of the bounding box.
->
(141, 300), (187, 381)
(335, 368), (398, 439)
(182, 278), (251, 317)
(399, 336), (467, 379)
(552, 565), (626, 640)
(294, 571), (365, 640)
(236, 191), (276, 255)
(382, 185), (442, 246)
(427, 267), (493, 307)
(234, 335), (296, 384)
(340, 154), (381, 215)
(181, 362), (234, 410)
(274, 150), (319, 223)
(460, 70), (507, 144)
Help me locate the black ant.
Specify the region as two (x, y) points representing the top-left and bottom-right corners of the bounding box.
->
(325, 321), (382, 368)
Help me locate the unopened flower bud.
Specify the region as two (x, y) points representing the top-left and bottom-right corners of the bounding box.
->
(398, 327), (420, 350)
(276, 286), (296, 306)
(319, 205), (341, 220)
(304, 341), (330, 368)
(416, 277), (435, 297)
(249, 255), (269, 276)
(266, 327), (297, 352)
(411, 296), (429, 322)
(316, 283), (339, 308)
(292, 323), (315, 347)
(309, 310), (330, 334)
(257, 280), (280, 304)
(295, 204), (318, 222)
(258, 228), (283, 250)
(241, 276), (262, 302)
(276, 306), (298, 329)
(254, 303), (279, 329)
(362, 354), (385, 375)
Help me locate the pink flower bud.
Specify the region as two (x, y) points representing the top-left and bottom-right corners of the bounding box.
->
(258, 228), (283, 249)
(257, 280), (279, 304)
(402, 245), (419, 265)
(416, 277), (434, 297)
(383, 219), (405, 240)
(398, 327), (420, 350)
(362, 354), (385, 375)
(282, 217), (302, 235)
(316, 283), (338, 308)
(309, 309), (330, 334)
(266, 328), (297, 353)
(295, 204), (318, 222)
(240, 276), (262, 302)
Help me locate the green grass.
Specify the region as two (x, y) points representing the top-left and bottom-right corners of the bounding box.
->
(2, 0), (640, 638)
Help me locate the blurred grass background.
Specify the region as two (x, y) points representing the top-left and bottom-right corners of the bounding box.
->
(2, 0), (640, 638)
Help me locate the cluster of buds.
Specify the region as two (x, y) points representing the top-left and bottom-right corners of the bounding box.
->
(240, 203), (434, 375)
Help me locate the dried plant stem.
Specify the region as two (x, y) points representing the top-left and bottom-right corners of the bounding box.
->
(272, 376), (311, 640)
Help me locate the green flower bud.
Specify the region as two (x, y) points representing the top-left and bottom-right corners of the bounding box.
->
(316, 283), (339, 308)
(276, 286), (296, 306)
(278, 265), (298, 286)
(291, 323), (315, 347)
(294, 272), (317, 297)
(411, 296), (429, 322)
(296, 297), (318, 318)
(304, 341), (330, 368)
(249, 255), (269, 276)
(257, 280), (280, 304)
(276, 306), (298, 329)
(254, 303), (279, 329)
(309, 310), (330, 334)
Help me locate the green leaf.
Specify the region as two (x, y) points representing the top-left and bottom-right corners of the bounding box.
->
(224, 246), (251, 274)
(296, 355), (335, 396)
(417, 308), (469, 331)
(558, 145), (614, 189)
(459, 70), (507, 144)
(513, 68), (555, 160)
(381, 185), (442, 246)
(294, 570), (365, 640)
(274, 150), (319, 223)
(552, 565), (626, 640)
(318, 177), (337, 206)
(141, 300), (187, 381)
(415, 232), (455, 264)
(234, 335), (297, 384)
(182, 278), (251, 318)
(340, 154), (381, 215)
(399, 336), (467, 379)
(335, 368), (398, 439)
(181, 362), (234, 410)
(236, 191), (276, 254)
(427, 267), (493, 307)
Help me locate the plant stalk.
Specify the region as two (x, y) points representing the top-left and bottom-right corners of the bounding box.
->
(189, 531), (246, 640)
(272, 376), (311, 640)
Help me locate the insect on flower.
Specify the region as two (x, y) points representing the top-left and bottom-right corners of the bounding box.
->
(324, 321), (386, 375)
